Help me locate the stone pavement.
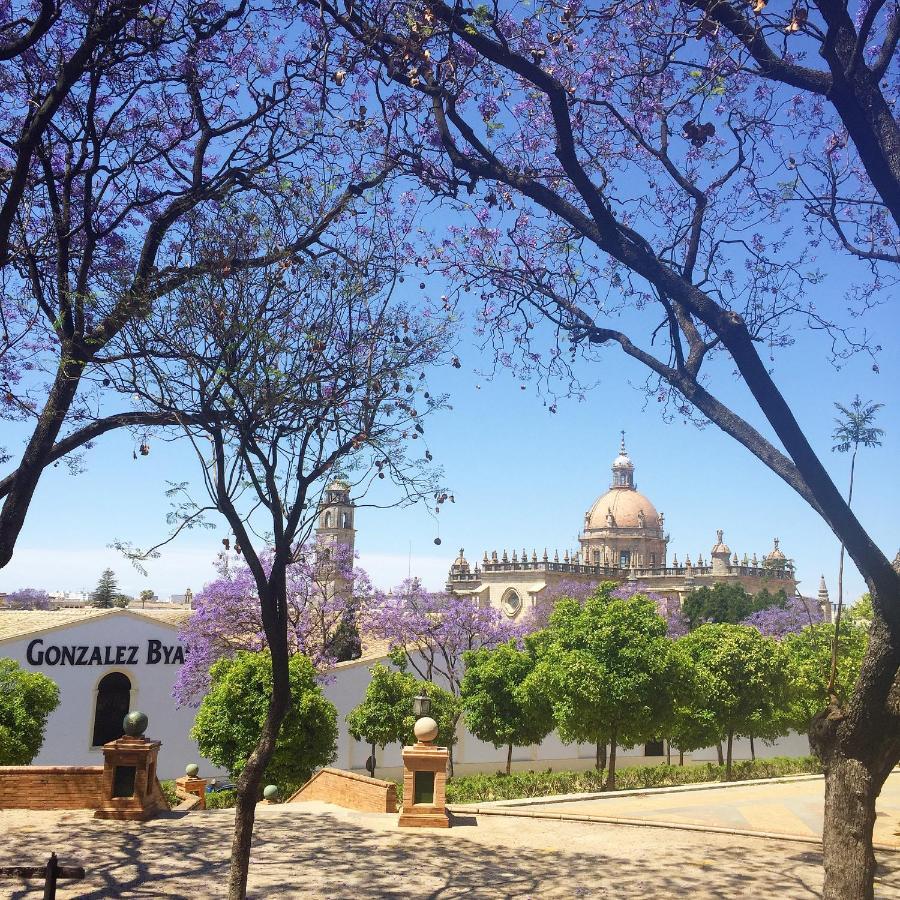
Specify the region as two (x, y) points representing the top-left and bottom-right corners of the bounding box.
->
(459, 772), (900, 848)
(6, 799), (899, 898)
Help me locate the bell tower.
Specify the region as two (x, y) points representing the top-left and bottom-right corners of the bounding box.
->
(316, 479), (356, 558)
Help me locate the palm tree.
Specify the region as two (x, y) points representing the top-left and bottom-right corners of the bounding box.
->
(828, 396), (884, 694)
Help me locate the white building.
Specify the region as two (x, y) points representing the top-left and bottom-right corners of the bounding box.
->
(324, 647), (810, 780)
(0, 607), (222, 779)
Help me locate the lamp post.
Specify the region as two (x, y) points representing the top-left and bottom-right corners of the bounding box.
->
(412, 694), (431, 719)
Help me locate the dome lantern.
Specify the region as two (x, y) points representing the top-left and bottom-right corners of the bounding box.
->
(611, 430), (635, 488)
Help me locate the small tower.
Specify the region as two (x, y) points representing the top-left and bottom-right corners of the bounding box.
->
(817, 575), (832, 621)
(765, 537), (787, 569)
(710, 529), (731, 576)
(316, 479), (356, 559)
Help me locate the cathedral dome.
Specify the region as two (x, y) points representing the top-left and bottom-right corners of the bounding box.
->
(586, 488), (659, 530)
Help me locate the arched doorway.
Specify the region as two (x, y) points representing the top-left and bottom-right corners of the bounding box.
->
(92, 672), (131, 747)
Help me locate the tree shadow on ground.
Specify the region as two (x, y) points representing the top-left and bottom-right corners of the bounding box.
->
(1, 806), (898, 898)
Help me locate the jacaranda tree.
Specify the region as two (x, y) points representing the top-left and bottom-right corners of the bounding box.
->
(304, 5), (900, 892)
(174, 547), (372, 706)
(0, 0), (387, 576)
(109, 207), (450, 897)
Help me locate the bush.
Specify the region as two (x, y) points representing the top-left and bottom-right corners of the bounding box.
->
(206, 789), (238, 809)
(159, 780), (180, 807)
(0, 658), (60, 765)
(191, 651), (337, 789)
(444, 756), (822, 804)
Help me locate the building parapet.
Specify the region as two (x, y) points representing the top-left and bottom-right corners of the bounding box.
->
(449, 558), (795, 584)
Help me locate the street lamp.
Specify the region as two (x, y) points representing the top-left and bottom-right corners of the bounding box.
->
(412, 695), (431, 719)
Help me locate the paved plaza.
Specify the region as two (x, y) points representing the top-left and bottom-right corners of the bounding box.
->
(459, 772), (900, 848)
(1, 782), (899, 898)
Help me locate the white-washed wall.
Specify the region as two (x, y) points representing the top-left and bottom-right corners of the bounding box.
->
(324, 651), (811, 779)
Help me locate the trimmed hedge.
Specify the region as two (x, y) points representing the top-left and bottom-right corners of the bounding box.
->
(206, 788), (238, 809)
(444, 756), (822, 804)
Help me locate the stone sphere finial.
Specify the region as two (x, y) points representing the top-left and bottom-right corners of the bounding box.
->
(413, 716), (439, 744)
(263, 785), (280, 802)
(123, 710), (148, 737)
(185, 763), (200, 777)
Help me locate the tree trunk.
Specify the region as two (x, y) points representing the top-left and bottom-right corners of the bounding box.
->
(604, 731), (617, 791)
(506, 743), (512, 776)
(809, 568), (900, 899)
(665, 739), (671, 765)
(0, 361), (82, 568)
(227, 582), (292, 900)
(595, 739), (607, 772)
(750, 734), (756, 762)
(820, 755), (883, 900)
(725, 730), (733, 781)
(716, 740), (724, 766)
(679, 748), (684, 766)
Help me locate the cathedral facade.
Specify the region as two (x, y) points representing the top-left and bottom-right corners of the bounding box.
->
(446, 435), (810, 621)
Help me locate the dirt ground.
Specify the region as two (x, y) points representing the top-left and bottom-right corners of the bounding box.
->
(1, 801), (899, 898)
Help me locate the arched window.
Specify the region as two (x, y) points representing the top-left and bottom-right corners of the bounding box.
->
(501, 589), (522, 618)
(92, 672), (131, 747)
(342, 511), (351, 529)
(324, 511), (332, 528)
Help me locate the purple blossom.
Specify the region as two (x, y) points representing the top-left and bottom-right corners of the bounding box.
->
(741, 595), (824, 639)
(612, 582), (689, 637)
(3, 588), (51, 610)
(366, 578), (521, 694)
(174, 544), (370, 706)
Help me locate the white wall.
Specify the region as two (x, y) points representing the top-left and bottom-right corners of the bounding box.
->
(324, 652), (812, 779)
(1, 612), (223, 780)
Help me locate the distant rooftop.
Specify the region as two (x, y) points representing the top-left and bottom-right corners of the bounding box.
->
(0, 607), (192, 643)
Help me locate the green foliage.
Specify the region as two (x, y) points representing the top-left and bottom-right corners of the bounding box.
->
(846, 594), (873, 624)
(159, 780), (180, 806)
(192, 651), (337, 789)
(347, 664), (418, 750)
(682, 583), (789, 630)
(667, 641), (722, 754)
(112, 594), (131, 608)
(417, 680), (462, 750)
(91, 568), (119, 608)
(525, 585), (686, 780)
(444, 757), (822, 804)
(0, 658), (60, 765)
(832, 396), (884, 454)
(783, 621), (868, 731)
(678, 624), (792, 759)
(461, 641), (554, 767)
(346, 665), (460, 756)
(205, 789), (238, 809)
(139, 589), (156, 605)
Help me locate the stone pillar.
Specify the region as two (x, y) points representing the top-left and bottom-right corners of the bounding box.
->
(94, 711), (167, 821)
(398, 717), (450, 829)
(175, 764), (207, 810)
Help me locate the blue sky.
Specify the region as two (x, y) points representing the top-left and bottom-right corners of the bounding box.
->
(1, 280), (896, 603)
